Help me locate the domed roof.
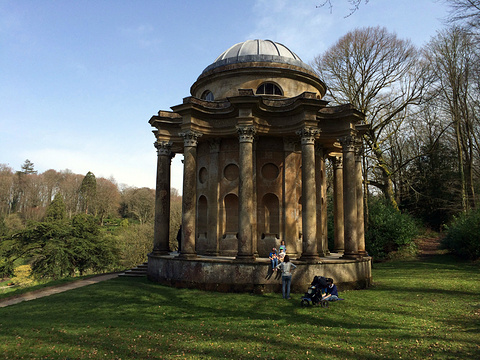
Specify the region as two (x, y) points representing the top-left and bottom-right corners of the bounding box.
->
(201, 39), (315, 74)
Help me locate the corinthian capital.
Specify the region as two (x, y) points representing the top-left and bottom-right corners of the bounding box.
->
(340, 135), (356, 152)
(237, 126), (256, 143)
(332, 155), (343, 169)
(355, 138), (363, 161)
(179, 130), (202, 147)
(154, 141), (172, 156)
(296, 127), (320, 145)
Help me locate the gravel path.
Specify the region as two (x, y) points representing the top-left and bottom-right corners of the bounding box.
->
(0, 273), (120, 308)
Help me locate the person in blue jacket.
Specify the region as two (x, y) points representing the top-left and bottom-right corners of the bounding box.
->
(269, 248), (278, 271)
(322, 278), (339, 301)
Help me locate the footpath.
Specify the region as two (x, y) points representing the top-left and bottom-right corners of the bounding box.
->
(0, 273), (119, 308)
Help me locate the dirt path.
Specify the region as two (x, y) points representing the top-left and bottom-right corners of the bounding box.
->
(417, 235), (444, 256)
(0, 273), (120, 308)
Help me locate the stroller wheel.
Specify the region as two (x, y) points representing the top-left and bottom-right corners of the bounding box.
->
(321, 300), (329, 308)
(300, 299), (310, 307)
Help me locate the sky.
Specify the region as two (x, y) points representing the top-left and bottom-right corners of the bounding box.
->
(1, 0), (450, 193)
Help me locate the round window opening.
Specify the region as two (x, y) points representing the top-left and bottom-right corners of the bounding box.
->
(224, 164), (239, 181)
(261, 163), (279, 180)
(201, 90), (214, 101)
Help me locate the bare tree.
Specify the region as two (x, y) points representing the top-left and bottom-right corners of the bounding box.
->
(0, 165), (14, 216)
(58, 170), (84, 218)
(121, 187), (155, 225)
(313, 26), (431, 208)
(317, 0), (369, 16)
(444, 0), (480, 31)
(94, 177), (121, 223)
(425, 26), (480, 211)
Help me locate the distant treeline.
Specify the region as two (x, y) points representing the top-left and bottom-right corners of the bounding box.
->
(0, 160), (183, 280)
(0, 160), (181, 225)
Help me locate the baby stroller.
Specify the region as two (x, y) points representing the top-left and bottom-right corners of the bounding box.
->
(300, 276), (329, 308)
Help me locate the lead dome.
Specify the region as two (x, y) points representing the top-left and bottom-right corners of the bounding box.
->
(191, 39), (326, 101)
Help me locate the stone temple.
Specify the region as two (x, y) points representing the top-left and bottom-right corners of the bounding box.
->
(147, 39), (372, 293)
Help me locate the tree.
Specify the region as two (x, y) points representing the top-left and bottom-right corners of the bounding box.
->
(93, 177), (121, 223)
(19, 159), (37, 175)
(444, 0), (480, 31)
(317, 0), (369, 16)
(121, 187), (155, 224)
(58, 170), (84, 217)
(425, 26), (479, 211)
(404, 139), (461, 230)
(313, 26), (431, 208)
(79, 171), (97, 214)
(41, 169), (62, 206)
(12, 214), (119, 279)
(45, 193), (66, 222)
(0, 164), (14, 216)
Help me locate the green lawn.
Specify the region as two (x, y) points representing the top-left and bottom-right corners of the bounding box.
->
(0, 255), (479, 359)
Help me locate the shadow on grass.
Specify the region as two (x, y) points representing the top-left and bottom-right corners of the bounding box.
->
(1, 255), (479, 359)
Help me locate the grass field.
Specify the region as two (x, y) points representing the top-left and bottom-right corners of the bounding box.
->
(0, 255), (479, 359)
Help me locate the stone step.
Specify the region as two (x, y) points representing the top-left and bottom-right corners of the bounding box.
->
(119, 262), (148, 277)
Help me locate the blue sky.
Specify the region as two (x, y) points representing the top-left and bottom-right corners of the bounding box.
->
(1, 0), (449, 193)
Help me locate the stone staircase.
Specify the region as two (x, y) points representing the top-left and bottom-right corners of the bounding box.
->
(119, 262), (148, 277)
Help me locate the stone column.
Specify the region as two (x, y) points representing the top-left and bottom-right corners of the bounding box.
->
(297, 127), (320, 262)
(236, 126), (256, 261)
(208, 139), (221, 256)
(332, 156), (345, 253)
(341, 135), (359, 259)
(355, 140), (366, 255)
(179, 130), (202, 259)
(283, 138), (299, 258)
(152, 141), (173, 255)
(315, 145), (329, 256)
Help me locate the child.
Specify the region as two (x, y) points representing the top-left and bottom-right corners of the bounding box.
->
(269, 248), (278, 271)
(278, 248), (286, 262)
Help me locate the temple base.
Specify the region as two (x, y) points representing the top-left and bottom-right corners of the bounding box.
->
(148, 252), (372, 293)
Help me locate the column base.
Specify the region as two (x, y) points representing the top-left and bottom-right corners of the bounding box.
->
(341, 253), (362, 260)
(299, 255), (322, 263)
(152, 250), (170, 256)
(205, 250), (219, 256)
(235, 255), (256, 262)
(178, 253), (197, 259)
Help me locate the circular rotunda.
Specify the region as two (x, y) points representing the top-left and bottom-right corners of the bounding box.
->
(147, 39), (372, 293)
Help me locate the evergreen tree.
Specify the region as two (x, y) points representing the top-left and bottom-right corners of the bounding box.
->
(19, 159), (37, 174)
(79, 171), (96, 214)
(403, 140), (462, 229)
(45, 193), (66, 222)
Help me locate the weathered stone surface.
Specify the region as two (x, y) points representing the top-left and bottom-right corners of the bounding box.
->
(148, 39), (370, 292)
(148, 253), (372, 293)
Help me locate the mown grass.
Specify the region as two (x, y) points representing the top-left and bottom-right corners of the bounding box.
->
(0, 255), (479, 359)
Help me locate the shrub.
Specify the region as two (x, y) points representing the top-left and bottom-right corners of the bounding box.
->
(10, 264), (34, 287)
(115, 223), (153, 269)
(443, 209), (480, 260)
(13, 215), (120, 279)
(366, 198), (419, 260)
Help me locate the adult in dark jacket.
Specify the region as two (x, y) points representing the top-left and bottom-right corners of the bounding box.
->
(322, 278), (339, 301)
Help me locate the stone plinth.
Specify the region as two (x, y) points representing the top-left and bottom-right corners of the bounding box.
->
(147, 253), (372, 294)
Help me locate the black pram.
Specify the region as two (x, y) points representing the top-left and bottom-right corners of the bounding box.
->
(300, 276), (328, 307)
